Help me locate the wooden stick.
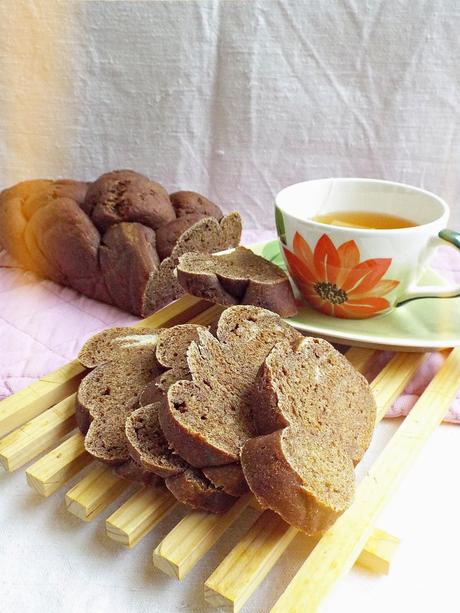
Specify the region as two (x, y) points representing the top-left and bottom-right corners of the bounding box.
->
(106, 485), (177, 548)
(205, 513), (399, 612)
(153, 495), (252, 580)
(203, 349), (423, 610)
(270, 346), (460, 613)
(0, 394), (77, 471)
(344, 346), (375, 372)
(0, 294), (209, 438)
(356, 527), (400, 575)
(0, 361), (84, 440)
(26, 432), (92, 497)
(65, 464), (132, 521)
(372, 351), (426, 421)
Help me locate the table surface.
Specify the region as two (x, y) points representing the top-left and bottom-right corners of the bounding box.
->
(1, 416), (458, 613)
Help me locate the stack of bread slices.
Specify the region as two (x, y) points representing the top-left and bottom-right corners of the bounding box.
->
(76, 305), (376, 535)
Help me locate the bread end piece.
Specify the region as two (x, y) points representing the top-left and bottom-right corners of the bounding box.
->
(241, 428), (355, 535)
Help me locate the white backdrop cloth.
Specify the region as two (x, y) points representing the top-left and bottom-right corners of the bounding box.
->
(1, 2), (460, 612)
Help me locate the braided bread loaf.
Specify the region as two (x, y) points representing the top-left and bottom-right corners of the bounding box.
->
(0, 170), (242, 316)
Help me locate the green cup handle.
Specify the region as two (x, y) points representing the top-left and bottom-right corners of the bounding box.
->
(396, 229), (460, 306)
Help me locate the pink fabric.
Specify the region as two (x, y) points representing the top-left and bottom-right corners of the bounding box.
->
(1, 233), (460, 423)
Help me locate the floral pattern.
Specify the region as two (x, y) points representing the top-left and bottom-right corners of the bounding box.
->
(283, 232), (399, 318)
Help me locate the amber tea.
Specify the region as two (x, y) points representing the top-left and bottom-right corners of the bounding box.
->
(312, 210), (416, 229)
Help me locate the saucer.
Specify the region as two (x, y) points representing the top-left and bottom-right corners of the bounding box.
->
(252, 240), (460, 352)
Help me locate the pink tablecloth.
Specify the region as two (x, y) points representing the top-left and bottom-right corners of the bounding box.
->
(1, 232), (459, 423)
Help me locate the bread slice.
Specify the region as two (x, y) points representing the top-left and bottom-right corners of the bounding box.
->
(251, 337), (376, 464)
(241, 337), (376, 534)
(78, 326), (159, 368)
(76, 327), (162, 464)
(115, 458), (161, 485)
(159, 306), (302, 467)
(165, 468), (236, 513)
(126, 404), (189, 477)
(241, 428), (355, 534)
(176, 247), (298, 317)
(143, 213), (242, 315)
(126, 323), (249, 507)
(202, 463), (248, 497)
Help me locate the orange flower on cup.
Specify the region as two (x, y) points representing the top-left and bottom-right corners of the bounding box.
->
(283, 233), (399, 318)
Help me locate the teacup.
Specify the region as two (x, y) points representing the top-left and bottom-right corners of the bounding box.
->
(275, 178), (460, 319)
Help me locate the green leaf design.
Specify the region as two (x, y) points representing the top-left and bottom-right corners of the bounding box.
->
(275, 206), (287, 245)
(261, 240), (287, 270)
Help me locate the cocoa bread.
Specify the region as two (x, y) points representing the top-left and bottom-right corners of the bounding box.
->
(241, 337), (376, 534)
(170, 191), (223, 219)
(142, 213), (242, 315)
(251, 338), (376, 464)
(115, 458), (161, 485)
(242, 429), (355, 534)
(78, 326), (159, 368)
(76, 327), (162, 464)
(202, 464), (249, 497)
(176, 247), (298, 317)
(165, 468), (236, 514)
(126, 323), (249, 505)
(155, 214), (208, 260)
(126, 404), (189, 477)
(83, 169), (175, 232)
(159, 306), (302, 467)
(0, 172), (242, 316)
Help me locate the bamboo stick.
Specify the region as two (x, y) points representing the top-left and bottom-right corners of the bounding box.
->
(0, 394), (77, 471)
(153, 495), (252, 580)
(25, 432), (92, 496)
(106, 485), (177, 547)
(204, 513), (400, 611)
(203, 349), (423, 610)
(0, 295), (209, 439)
(356, 527), (400, 575)
(65, 464), (132, 521)
(372, 351), (426, 421)
(0, 361), (84, 439)
(344, 346), (375, 372)
(270, 347), (460, 613)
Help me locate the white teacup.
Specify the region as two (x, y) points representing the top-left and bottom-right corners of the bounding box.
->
(275, 178), (460, 319)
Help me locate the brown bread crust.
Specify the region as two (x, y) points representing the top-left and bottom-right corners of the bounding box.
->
(176, 247), (298, 317)
(83, 169), (175, 232)
(241, 429), (354, 534)
(115, 458), (162, 485)
(0, 173), (241, 316)
(159, 306), (302, 467)
(126, 404), (189, 477)
(165, 468), (236, 513)
(202, 463), (248, 497)
(170, 191), (222, 219)
(155, 213), (208, 260)
(99, 222), (160, 315)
